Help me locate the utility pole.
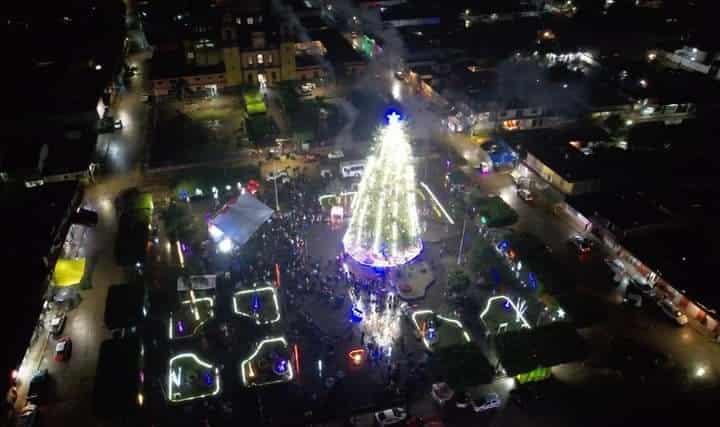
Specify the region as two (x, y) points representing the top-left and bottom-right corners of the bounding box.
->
(456, 216), (467, 265)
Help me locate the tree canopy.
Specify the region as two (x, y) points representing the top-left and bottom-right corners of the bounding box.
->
(432, 343), (494, 391)
(495, 322), (587, 376)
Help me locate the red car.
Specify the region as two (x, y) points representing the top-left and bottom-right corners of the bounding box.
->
(54, 337), (72, 362)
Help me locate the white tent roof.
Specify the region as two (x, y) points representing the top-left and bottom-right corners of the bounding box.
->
(210, 194), (273, 246)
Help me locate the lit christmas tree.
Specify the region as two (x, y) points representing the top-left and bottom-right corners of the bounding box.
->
(343, 111), (422, 267)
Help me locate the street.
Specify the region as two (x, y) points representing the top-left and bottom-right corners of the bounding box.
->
(11, 14), (720, 427)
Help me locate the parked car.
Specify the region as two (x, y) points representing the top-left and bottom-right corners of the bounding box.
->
(430, 382), (454, 406)
(374, 407), (407, 426)
(71, 208), (99, 227)
(605, 257), (625, 275)
(54, 337), (73, 362)
(26, 369), (49, 404)
(265, 170), (290, 183)
(623, 292), (642, 308)
(568, 235), (592, 255)
(455, 391), (470, 408)
(296, 82), (315, 95)
(516, 188), (533, 202)
(328, 149), (345, 160)
(16, 403), (38, 427)
(49, 312), (67, 337)
(659, 300), (688, 326)
(471, 392), (502, 412)
(628, 279), (656, 298)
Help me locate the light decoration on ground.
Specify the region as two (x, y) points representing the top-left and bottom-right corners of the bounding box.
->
(349, 289), (401, 356)
(167, 353), (221, 403)
(240, 337), (295, 387)
(232, 285), (281, 325)
(411, 309), (472, 350)
(348, 348), (366, 366)
(419, 182), (455, 225)
(343, 111), (422, 267)
(479, 295), (532, 329)
(168, 292), (215, 340)
(176, 241), (185, 268)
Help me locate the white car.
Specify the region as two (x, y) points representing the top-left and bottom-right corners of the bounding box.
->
(374, 407), (407, 426)
(431, 382), (454, 406)
(328, 149), (345, 160)
(605, 258), (625, 275)
(659, 300), (688, 326)
(50, 312), (67, 337)
(471, 393), (501, 412)
(266, 171), (289, 182)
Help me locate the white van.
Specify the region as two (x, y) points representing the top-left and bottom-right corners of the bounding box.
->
(340, 161), (366, 178)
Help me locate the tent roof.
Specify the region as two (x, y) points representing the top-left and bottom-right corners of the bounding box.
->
(210, 194), (273, 246)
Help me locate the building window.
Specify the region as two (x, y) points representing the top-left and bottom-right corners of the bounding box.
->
(267, 54), (273, 64)
(247, 17), (254, 25)
(248, 56), (253, 65)
(236, 17), (242, 25)
(313, 71), (319, 78)
(247, 73), (254, 83)
(272, 71), (278, 81)
(258, 16), (263, 23)
(257, 54), (264, 64)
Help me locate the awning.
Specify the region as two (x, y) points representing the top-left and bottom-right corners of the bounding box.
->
(209, 194), (273, 247)
(52, 258), (86, 287)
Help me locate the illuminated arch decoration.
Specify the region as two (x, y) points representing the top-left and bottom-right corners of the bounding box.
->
(169, 293), (215, 340)
(410, 309), (471, 351)
(240, 337), (295, 387)
(479, 295), (532, 330)
(232, 284), (281, 325)
(342, 111), (423, 267)
(167, 353), (221, 403)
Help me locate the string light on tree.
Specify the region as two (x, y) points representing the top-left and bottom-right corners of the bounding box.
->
(343, 110), (422, 267)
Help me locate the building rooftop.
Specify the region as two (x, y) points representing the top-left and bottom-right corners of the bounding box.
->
(149, 49), (226, 80)
(514, 127), (610, 183)
(622, 227), (720, 314)
(0, 126), (97, 179)
(310, 30), (364, 64)
(0, 181), (82, 393)
(1, 62), (108, 120)
(567, 191), (672, 233)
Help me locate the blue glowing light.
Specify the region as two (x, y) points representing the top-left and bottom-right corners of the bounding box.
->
(274, 359), (288, 374)
(528, 272), (537, 288)
(203, 372), (214, 386)
(251, 294), (261, 313)
(350, 306), (364, 323)
(384, 108), (404, 124)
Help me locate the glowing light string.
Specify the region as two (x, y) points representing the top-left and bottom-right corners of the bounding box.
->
(232, 285), (281, 325)
(167, 353), (221, 403)
(479, 295), (532, 329)
(240, 337), (294, 387)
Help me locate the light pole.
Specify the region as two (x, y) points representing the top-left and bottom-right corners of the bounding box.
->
(273, 167), (280, 212)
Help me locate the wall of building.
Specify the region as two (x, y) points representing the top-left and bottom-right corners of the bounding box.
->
(223, 47), (244, 86)
(151, 73), (227, 96)
(280, 42), (297, 81)
(296, 66), (327, 81)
